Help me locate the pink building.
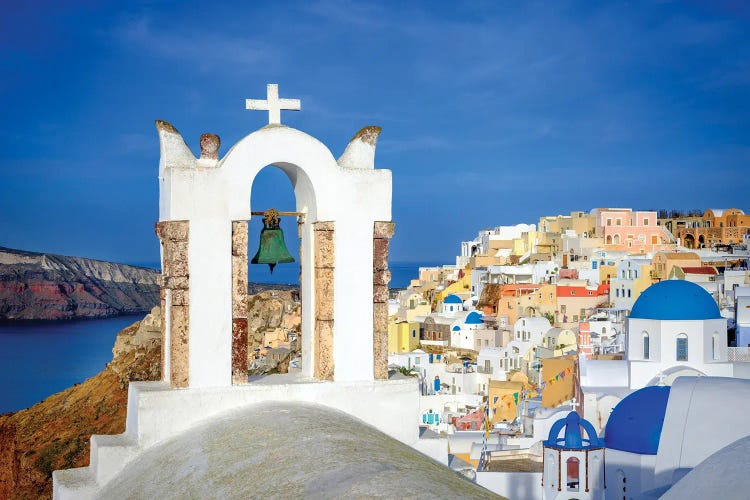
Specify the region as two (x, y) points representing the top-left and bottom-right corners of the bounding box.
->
(452, 409), (485, 431)
(592, 208), (672, 253)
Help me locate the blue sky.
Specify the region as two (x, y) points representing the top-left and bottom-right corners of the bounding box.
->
(1, 1), (748, 264)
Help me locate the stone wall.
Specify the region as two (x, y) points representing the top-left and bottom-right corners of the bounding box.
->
(155, 220), (190, 388)
(232, 221), (249, 384)
(373, 222), (395, 379)
(314, 222), (335, 380)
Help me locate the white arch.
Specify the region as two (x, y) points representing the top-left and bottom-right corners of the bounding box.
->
(158, 123), (392, 386)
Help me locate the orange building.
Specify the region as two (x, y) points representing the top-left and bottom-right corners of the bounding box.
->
(494, 284), (543, 324)
(556, 284), (609, 326)
(672, 208), (750, 248)
(651, 251), (701, 280)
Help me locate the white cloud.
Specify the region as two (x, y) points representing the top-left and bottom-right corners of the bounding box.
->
(114, 16), (282, 72)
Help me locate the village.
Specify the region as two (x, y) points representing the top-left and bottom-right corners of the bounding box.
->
(48, 83), (750, 500)
(385, 207), (750, 497)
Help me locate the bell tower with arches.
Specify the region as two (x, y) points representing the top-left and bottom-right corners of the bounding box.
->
(155, 84), (395, 388)
(543, 411), (605, 500)
(53, 85), (428, 499)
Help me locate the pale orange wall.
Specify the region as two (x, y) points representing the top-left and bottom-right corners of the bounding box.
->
(489, 380), (525, 423)
(541, 357), (576, 408)
(652, 252), (701, 279)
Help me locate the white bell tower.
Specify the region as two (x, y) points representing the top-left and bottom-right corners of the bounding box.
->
(543, 411), (605, 500)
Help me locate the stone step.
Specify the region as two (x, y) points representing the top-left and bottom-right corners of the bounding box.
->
(90, 433), (140, 484)
(52, 466), (97, 500)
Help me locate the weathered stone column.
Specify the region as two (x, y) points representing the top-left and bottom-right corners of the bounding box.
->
(155, 220), (190, 388)
(231, 221), (249, 384)
(373, 221), (395, 379)
(314, 221), (335, 380)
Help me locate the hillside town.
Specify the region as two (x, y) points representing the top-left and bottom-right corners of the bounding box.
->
(387, 207), (750, 498)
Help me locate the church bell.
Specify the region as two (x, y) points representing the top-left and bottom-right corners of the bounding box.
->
(251, 209), (295, 273)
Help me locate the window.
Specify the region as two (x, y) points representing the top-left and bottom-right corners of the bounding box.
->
(616, 289), (620, 297)
(676, 334), (688, 361)
(627, 289), (631, 298)
(561, 305), (567, 313)
(567, 457), (580, 491)
(643, 332), (650, 359)
(616, 218), (622, 226)
(412, 330), (416, 338)
(607, 218), (612, 226)
(712, 333), (720, 360)
(644, 219), (649, 225)
(415, 357), (421, 365)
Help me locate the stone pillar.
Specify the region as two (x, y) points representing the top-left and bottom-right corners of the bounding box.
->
(314, 221), (335, 380)
(373, 221), (395, 380)
(231, 221), (249, 385)
(155, 220), (190, 388)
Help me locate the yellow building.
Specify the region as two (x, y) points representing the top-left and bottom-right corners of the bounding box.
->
(397, 291), (431, 322)
(435, 266), (472, 302)
(632, 262), (654, 300)
(489, 380), (525, 424)
(598, 264), (617, 285)
(388, 320), (420, 354)
(541, 356), (577, 408)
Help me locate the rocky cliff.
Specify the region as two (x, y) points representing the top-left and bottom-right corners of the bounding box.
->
(0, 290), (302, 499)
(0, 247), (160, 320)
(0, 308), (162, 499)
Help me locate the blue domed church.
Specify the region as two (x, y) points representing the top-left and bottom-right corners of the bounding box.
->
(626, 279), (730, 388)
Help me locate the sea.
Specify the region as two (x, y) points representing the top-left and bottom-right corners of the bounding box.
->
(0, 261), (442, 414)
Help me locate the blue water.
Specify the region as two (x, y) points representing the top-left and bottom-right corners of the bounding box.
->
(0, 315), (144, 414)
(0, 260), (442, 414)
(130, 261), (443, 289)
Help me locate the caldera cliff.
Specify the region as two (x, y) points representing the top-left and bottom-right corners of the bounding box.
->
(0, 289), (301, 499)
(0, 247), (160, 320)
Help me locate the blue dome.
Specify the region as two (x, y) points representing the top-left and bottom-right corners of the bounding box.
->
(465, 311), (483, 324)
(630, 280), (721, 321)
(452, 326), (461, 331)
(444, 295), (462, 304)
(544, 411), (603, 450)
(605, 386), (670, 455)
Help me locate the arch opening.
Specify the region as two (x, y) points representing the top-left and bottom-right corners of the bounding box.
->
(243, 165), (304, 380)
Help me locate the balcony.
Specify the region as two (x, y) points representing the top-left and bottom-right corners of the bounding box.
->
(728, 347), (750, 362)
(476, 365), (494, 374)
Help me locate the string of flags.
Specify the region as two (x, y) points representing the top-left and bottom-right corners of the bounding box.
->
(490, 366), (574, 412)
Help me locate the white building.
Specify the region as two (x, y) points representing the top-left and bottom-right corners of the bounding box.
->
(602, 377), (750, 498)
(542, 411), (605, 499)
(610, 257), (651, 310)
(513, 316), (552, 344)
(450, 311), (485, 350)
(626, 279), (732, 389)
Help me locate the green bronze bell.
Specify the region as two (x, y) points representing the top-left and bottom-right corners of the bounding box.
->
(251, 209), (295, 273)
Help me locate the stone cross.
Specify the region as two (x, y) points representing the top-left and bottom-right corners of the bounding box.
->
(246, 84), (301, 125)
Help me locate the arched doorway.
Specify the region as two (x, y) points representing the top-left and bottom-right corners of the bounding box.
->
(683, 234), (695, 249)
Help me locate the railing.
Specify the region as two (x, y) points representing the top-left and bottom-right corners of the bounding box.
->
(477, 366), (494, 374)
(728, 347), (750, 362)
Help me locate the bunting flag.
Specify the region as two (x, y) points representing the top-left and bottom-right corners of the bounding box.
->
(513, 393), (519, 405)
(493, 396), (499, 404)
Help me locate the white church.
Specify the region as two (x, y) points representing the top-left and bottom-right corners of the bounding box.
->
(52, 85), (750, 499)
(534, 279), (750, 499)
(52, 85), (496, 499)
